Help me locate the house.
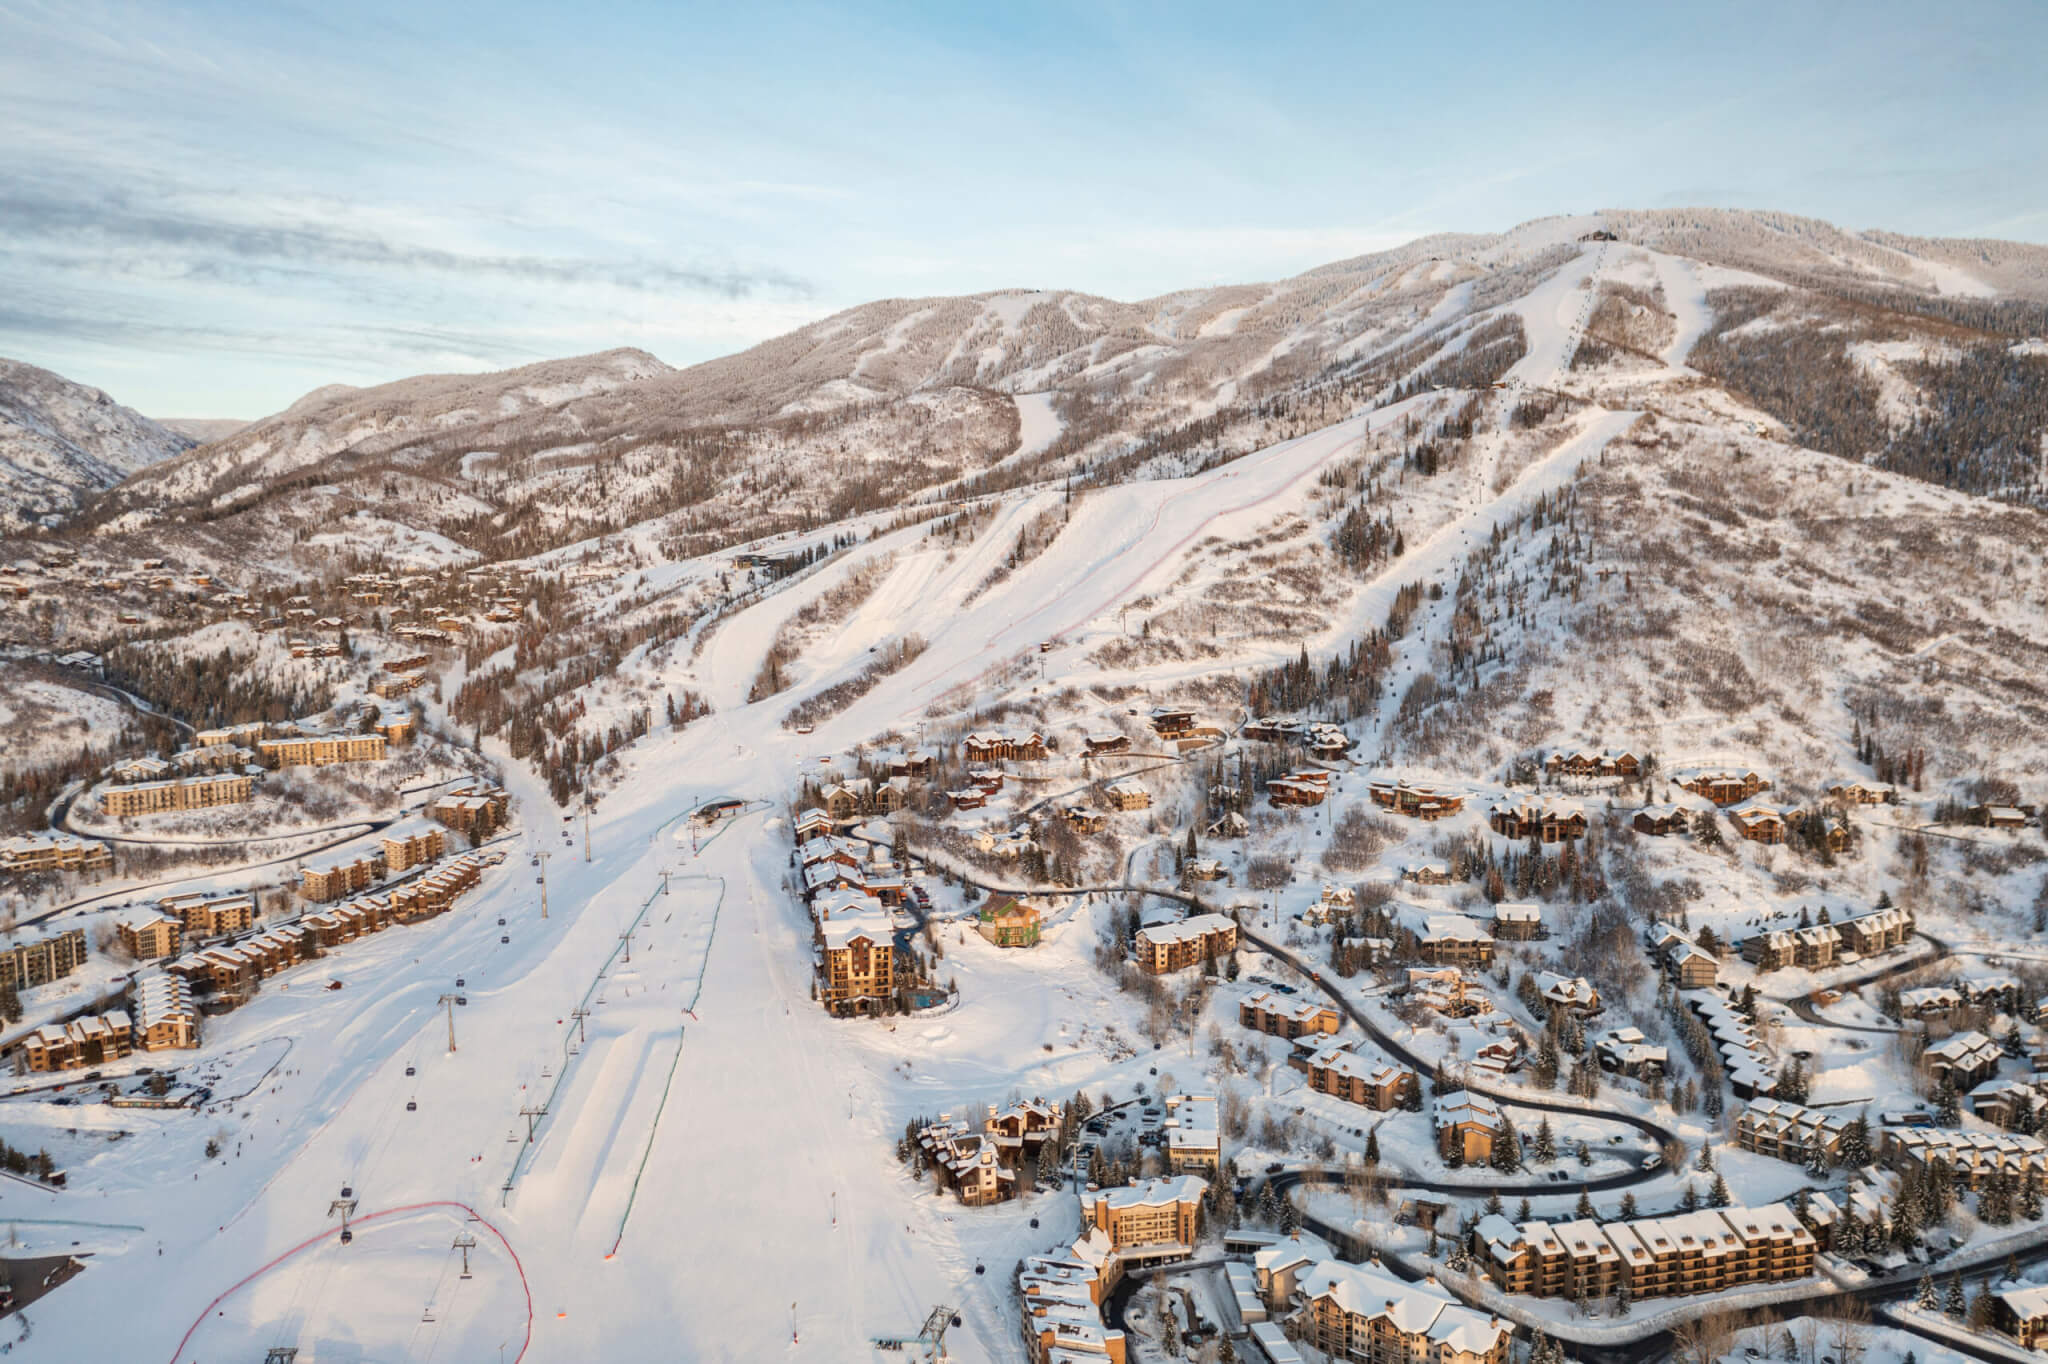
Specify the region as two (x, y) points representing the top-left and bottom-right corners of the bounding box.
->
(966, 768), (1005, 794)
(1924, 1030), (2003, 1090)
(1240, 990), (1341, 1040)
(1296, 1259), (1511, 1364)
(1594, 1027), (1668, 1078)
(1368, 780), (1464, 820)
(1205, 811), (1248, 840)
(1061, 804), (1108, 833)
(1828, 781), (1897, 805)
(1676, 769), (1772, 806)
(1632, 806), (1690, 837)
(822, 779), (873, 820)
(918, 1120), (1016, 1207)
(1978, 805), (2032, 829)
(1268, 772), (1331, 808)
(976, 895), (1043, 948)
(949, 788), (990, 812)
(1102, 779), (1151, 812)
(1134, 915), (1237, 974)
(1417, 915), (1494, 967)
(888, 750), (938, 779)
(1407, 967), (1490, 1019)
(1433, 1090), (1504, 1163)
(1532, 972), (1600, 1015)
(117, 914), (183, 961)
(1970, 1079), (2048, 1133)
(962, 731), (1047, 764)
(1488, 800), (1588, 843)
(1403, 861), (1453, 886)
(1148, 708), (1197, 741)
(1084, 732), (1130, 755)
(1491, 903), (1541, 940)
(1898, 986), (1964, 1019)
(1305, 1041), (1416, 1110)
(1663, 937), (1718, 989)
(1546, 750), (1641, 779)
(1186, 857), (1226, 882)
(1727, 804), (1793, 844)
(1162, 1094), (1220, 1173)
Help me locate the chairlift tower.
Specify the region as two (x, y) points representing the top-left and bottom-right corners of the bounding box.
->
(328, 1188), (358, 1245)
(437, 994), (461, 1052)
(535, 850), (551, 920)
(265, 1350), (299, 1364)
(452, 1231), (478, 1279)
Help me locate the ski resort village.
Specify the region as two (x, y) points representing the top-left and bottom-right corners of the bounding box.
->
(5, 190), (2048, 1364)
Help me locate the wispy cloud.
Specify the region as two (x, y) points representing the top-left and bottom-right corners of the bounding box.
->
(1, 183), (814, 300)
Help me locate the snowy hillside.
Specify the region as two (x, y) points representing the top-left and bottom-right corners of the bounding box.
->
(0, 358), (192, 529)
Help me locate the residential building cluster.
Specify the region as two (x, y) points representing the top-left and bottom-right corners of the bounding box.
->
(1368, 779), (1465, 820)
(1545, 750), (1640, 779)
(916, 1099), (1061, 1206)
(1132, 913), (1237, 975)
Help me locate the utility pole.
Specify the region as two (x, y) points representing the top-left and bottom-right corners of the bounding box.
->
(437, 993), (460, 1052)
(453, 1231), (477, 1279)
(535, 850), (551, 920)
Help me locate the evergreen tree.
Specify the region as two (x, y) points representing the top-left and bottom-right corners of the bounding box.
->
(1363, 1128), (1381, 1167)
(1518, 1198), (1533, 1222)
(1534, 1116), (1558, 1164)
(1946, 1271), (1967, 1319)
(1696, 1140), (1714, 1172)
(1614, 1274), (1631, 1316)
(1710, 1173), (1731, 1207)
(1916, 1274), (1938, 1310)
(1680, 1183), (1700, 1212)
(1575, 1188), (1596, 1219)
(1486, 1189), (1505, 1217)
(1619, 1191), (1638, 1219)
(1935, 1071), (1961, 1126)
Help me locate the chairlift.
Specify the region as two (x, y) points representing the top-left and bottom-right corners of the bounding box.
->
(407, 1100), (418, 1112)
(406, 1065), (416, 1077)
(340, 1227), (353, 1245)
(455, 996), (468, 1006)
(422, 1306), (436, 1323)
(497, 917), (506, 926)
(455, 977), (465, 987)
(501, 934), (510, 944)
(340, 1184), (353, 1198)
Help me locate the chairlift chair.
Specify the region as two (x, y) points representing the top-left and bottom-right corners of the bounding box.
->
(407, 1100), (417, 1112)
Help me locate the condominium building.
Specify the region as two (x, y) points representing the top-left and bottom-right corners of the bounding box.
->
(1305, 1041), (1417, 1110)
(1882, 1127), (2048, 1190)
(158, 892), (256, 938)
(302, 853), (381, 902)
(116, 914), (184, 961)
(428, 785), (511, 838)
(20, 1011), (134, 1072)
(1434, 1091), (1504, 1163)
(131, 974), (200, 1051)
(1133, 914), (1237, 974)
(0, 833), (113, 876)
(1734, 1099), (1851, 1164)
(813, 889), (896, 1016)
(1162, 1094), (1220, 1174)
(1240, 990), (1341, 1040)
(1476, 1204), (1815, 1302)
(101, 773), (254, 817)
(1297, 1259), (1512, 1364)
(380, 827), (446, 874)
(1079, 1175), (1206, 1253)
(0, 928), (89, 990)
(258, 733), (387, 767)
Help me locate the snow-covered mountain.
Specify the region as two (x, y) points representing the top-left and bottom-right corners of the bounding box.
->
(0, 358), (193, 530)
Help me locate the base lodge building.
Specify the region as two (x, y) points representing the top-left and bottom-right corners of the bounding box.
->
(1134, 914), (1237, 974)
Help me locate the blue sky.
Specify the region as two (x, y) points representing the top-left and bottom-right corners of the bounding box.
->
(3, 0), (2044, 416)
